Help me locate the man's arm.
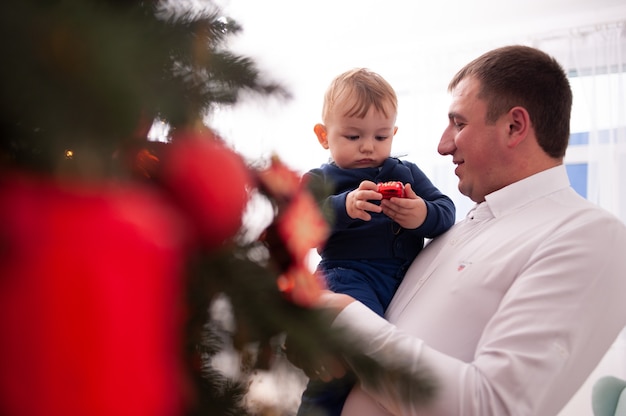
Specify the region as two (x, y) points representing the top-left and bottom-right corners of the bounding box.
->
(331, 216), (626, 415)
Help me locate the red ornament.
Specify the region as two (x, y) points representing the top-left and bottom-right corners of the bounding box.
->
(273, 190), (328, 307)
(377, 181), (405, 199)
(277, 190), (329, 262)
(256, 156), (329, 307)
(0, 172), (189, 416)
(160, 128), (253, 249)
(256, 154), (302, 203)
(133, 147), (161, 179)
(277, 265), (326, 308)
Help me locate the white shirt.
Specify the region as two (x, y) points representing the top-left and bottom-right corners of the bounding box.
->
(336, 165), (626, 416)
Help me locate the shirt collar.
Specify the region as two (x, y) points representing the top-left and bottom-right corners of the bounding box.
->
(481, 165), (571, 219)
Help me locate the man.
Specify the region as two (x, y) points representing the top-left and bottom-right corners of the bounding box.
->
(304, 45), (626, 415)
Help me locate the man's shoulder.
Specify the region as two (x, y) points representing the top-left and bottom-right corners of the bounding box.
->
(539, 188), (626, 240)
(573, 197), (626, 232)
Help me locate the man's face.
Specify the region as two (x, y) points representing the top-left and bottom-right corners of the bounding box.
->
(438, 77), (509, 203)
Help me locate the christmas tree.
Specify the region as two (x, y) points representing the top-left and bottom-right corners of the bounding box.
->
(0, 1), (436, 415)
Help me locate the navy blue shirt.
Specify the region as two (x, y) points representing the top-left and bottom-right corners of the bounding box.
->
(307, 157), (455, 263)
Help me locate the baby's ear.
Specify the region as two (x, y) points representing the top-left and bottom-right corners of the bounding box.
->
(393, 126), (398, 136)
(314, 124), (329, 149)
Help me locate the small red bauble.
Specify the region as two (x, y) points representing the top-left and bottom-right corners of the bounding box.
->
(161, 129), (253, 249)
(377, 181), (405, 199)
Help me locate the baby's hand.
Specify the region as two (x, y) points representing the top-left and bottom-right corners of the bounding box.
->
(381, 183), (427, 229)
(346, 180), (382, 221)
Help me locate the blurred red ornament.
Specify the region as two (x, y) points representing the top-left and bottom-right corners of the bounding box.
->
(256, 156), (329, 306)
(277, 265), (326, 308)
(277, 190), (328, 262)
(256, 154), (302, 203)
(160, 127), (253, 249)
(0, 172), (189, 416)
(133, 147), (161, 179)
(273, 190), (328, 306)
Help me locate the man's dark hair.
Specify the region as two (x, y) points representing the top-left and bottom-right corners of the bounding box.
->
(449, 45), (572, 158)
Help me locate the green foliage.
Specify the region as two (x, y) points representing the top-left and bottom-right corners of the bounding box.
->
(0, 2), (437, 415)
(0, 0), (289, 174)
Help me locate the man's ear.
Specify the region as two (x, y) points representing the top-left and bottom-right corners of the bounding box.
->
(314, 124), (329, 149)
(507, 106), (530, 148)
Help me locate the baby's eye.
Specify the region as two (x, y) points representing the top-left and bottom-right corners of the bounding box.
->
(375, 136), (389, 141)
(344, 135), (360, 140)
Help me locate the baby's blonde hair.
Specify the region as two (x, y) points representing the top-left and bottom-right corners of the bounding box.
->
(321, 68), (398, 123)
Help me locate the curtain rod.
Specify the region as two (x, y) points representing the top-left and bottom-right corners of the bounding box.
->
(532, 19), (625, 43)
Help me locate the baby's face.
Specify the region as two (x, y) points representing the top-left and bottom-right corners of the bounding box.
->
(324, 103), (397, 169)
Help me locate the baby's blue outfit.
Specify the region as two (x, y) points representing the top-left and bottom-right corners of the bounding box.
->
(298, 157), (455, 416)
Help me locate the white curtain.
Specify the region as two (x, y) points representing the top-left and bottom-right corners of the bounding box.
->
(532, 22), (626, 224)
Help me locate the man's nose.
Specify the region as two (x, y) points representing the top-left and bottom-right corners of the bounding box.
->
(438, 129), (455, 156)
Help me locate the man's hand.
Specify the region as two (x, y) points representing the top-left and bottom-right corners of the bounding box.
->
(381, 183), (427, 229)
(346, 180), (382, 221)
(317, 291), (357, 316)
(283, 346), (347, 382)
(282, 292), (356, 381)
